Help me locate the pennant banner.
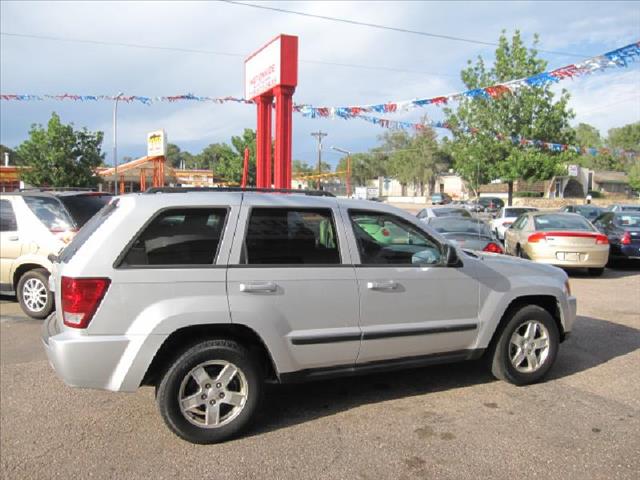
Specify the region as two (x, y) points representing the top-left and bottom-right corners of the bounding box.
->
(0, 93), (252, 105)
(2, 41), (638, 110)
(293, 41), (640, 119)
(351, 114), (638, 159)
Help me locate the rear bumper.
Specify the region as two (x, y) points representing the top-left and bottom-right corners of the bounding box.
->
(611, 244), (640, 260)
(526, 245), (609, 268)
(42, 314), (166, 392)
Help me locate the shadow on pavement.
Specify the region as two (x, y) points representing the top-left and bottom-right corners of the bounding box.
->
(249, 315), (639, 437)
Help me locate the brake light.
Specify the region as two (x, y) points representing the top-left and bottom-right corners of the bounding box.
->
(483, 242), (504, 254)
(61, 277), (111, 328)
(528, 232), (547, 243)
(595, 234), (609, 245)
(621, 231), (632, 245)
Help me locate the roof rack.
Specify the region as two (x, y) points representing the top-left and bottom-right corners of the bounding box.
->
(144, 187), (335, 197)
(19, 187), (99, 192)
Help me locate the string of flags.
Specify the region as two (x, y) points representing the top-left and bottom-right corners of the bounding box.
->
(353, 114), (638, 158)
(293, 41), (640, 119)
(0, 93), (252, 105)
(2, 41), (638, 110)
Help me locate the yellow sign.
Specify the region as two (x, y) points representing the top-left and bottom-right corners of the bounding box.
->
(147, 130), (167, 157)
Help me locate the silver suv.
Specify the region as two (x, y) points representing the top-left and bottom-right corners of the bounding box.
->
(43, 189), (576, 444)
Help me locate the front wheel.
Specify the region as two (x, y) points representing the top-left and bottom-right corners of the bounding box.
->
(157, 339), (262, 444)
(17, 268), (54, 319)
(489, 305), (560, 386)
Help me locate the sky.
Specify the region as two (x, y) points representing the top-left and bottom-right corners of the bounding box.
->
(1, 0), (639, 168)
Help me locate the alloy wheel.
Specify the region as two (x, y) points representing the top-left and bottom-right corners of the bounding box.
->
(508, 320), (550, 373)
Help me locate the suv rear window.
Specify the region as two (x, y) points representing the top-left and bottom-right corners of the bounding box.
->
(243, 208), (340, 265)
(23, 196), (74, 231)
(121, 208), (227, 267)
(57, 194), (112, 227)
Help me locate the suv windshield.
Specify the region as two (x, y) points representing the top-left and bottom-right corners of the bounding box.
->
(23, 196), (75, 231)
(57, 194), (112, 227)
(534, 214), (594, 231)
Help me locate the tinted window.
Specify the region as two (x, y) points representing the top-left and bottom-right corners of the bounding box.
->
(121, 208), (227, 266)
(0, 199), (17, 231)
(534, 214), (595, 232)
(23, 196), (74, 231)
(244, 208), (339, 265)
(621, 206), (640, 212)
(432, 208), (471, 218)
(350, 211), (441, 265)
(57, 194), (112, 227)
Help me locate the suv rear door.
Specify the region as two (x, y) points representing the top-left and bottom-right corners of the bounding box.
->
(227, 195), (361, 375)
(343, 207), (480, 364)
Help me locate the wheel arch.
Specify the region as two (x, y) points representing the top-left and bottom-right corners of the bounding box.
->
(141, 323), (279, 388)
(12, 262), (49, 289)
(488, 295), (565, 353)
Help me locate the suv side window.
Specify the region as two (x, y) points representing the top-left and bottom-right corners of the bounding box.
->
(243, 208), (340, 265)
(0, 199), (17, 232)
(121, 208), (227, 267)
(349, 210), (441, 265)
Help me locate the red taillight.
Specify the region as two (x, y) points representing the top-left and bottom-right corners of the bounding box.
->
(621, 231), (631, 245)
(61, 277), (111, 328)
(595, 234), (609, 245)
(528, 232), (547, 243)
(483, 242), (504, 254)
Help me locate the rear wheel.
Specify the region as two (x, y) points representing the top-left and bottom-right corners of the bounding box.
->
(587, 267), (605, 277)
(16, 268), (54, 319)
(489, 305), (560, 386)
(157, 339), (262, 444)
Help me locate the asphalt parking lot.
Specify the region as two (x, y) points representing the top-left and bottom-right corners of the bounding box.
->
(1, 266), (639, 480)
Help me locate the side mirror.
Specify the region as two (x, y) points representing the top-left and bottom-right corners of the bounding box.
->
(443, 243), (461, 267)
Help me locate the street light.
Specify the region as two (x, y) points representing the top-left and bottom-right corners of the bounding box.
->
(331, 146), (352, 197)
(113, 92), (124, 193)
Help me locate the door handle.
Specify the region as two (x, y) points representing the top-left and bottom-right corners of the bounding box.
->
(8, 235), (19, 241)
(239, 282), (278, 293)
(367, 280), (398, 291)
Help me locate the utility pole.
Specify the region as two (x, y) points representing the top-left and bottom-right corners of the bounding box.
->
(112, 92), (123, 193)
(310, 131), (327, 190)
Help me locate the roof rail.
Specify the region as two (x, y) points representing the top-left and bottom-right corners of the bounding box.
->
(144, 186), (335, 197)
(19, 187), (99, 192)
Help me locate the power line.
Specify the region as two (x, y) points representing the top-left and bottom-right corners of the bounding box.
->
(221, 0), (587, 59)
(0, 31), (456, 78)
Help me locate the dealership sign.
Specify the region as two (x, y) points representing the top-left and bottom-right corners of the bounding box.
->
(244, 35), (298, 100)
(147, 130), (167, 157)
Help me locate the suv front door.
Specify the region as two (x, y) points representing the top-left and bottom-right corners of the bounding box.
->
(344, 209), (479, 364)
(227, 199), (361, 375)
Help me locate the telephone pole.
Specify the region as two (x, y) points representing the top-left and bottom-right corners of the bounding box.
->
(310, 131), (327, 190)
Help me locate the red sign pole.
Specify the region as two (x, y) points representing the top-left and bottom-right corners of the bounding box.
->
(245, 35), (298, 190)
(241, 147), (250, 188)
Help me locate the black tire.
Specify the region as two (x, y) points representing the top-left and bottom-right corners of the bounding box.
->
(157, 339), (262, 444)
(489, 305), (560, 386)
(16, 268), (54, 319)
(587, 267), (605, 277)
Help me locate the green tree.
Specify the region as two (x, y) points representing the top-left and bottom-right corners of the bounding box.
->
(628, 160), (640, 192)
(16, 112), (105, 188)
(166, 143), (197, 169)
(607, 122), (640, 151)
(336, 152), (388, 186)
(445, 31), (575, 205)
(574, 123), (602, 148)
